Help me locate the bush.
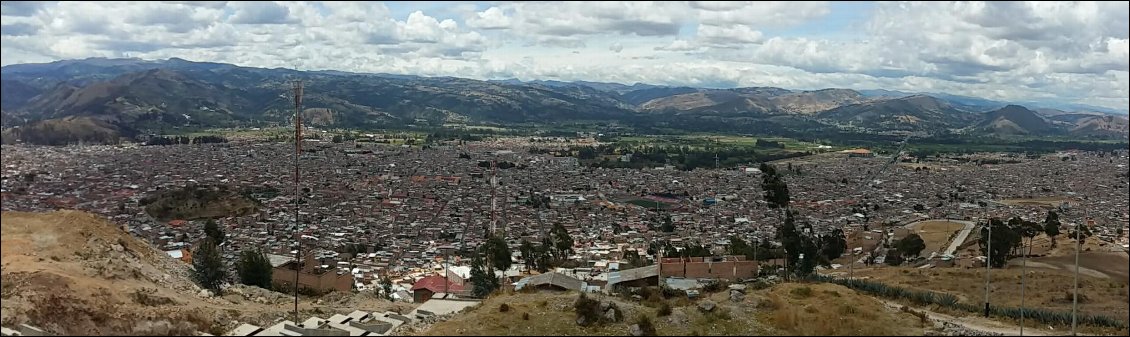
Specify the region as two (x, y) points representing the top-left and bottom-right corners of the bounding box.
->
(522, 312), (530, 320)
(634, 314), (657, 336)
(657, 302), (672, 317)
(660, 286), (687, 299)
(789, 286), (813, 298)
(702, 280), (729, 293)
(574, 293), (603, 327)
(499, 303), (510, 312)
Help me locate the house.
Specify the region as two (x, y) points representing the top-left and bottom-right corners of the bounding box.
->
(513, 272), (583, 292)
(270, 254), (354, 294)
(410, 274), (465, 303)
(607, 264), (659, 290)
(165, 249), (192, 264)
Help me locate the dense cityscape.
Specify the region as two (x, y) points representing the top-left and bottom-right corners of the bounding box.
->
(3, 131), (1127, 300)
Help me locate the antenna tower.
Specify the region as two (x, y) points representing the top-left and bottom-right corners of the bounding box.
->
(291, 78), (304, 323)
(490, 160), (499, 235)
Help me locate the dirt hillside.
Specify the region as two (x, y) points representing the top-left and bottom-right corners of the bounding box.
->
(0, 210), (403, 335)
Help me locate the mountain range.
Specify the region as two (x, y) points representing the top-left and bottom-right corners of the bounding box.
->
(1, 57), (1126, 145)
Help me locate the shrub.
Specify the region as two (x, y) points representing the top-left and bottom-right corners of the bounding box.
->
(522, 312), (530, 320)
(574, 293), (602, 327)
(634, 314), (657, 336)
(789, 286), (813, 298)
(657, 302), (672, 317)
(702, 280), (729, 293)
(499, 303), (510, 312)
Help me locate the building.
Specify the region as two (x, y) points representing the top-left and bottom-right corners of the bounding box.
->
(410, 274), (465, 303)
(843, 148), (874, 158)
(659, 256), (757, 280)
(513, 272), (583, 292)
(164, 249), (192, 264)
(270, 254), (354, 294)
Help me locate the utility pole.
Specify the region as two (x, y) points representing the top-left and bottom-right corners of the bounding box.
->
(1020, 230), (1027, 336)
(984, 217), (992, 318)
(1070, 215), (1086, 336)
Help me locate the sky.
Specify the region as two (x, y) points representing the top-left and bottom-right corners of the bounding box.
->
(1, 1), (1127, 110)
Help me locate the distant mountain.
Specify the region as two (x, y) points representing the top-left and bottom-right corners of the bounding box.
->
(1, 60), (639, 141)
(770, 89), (869, 115)
(858, 89), (913, 98)
(0, 79), (41, 111)
(0, 116), (135, 145)
(2, 57), (1126, 144)
(975, 105), (1055, 135)
(1068, 115), (1130, 139)
(618, 86), (700, 106)
(818, 95), (973, 131)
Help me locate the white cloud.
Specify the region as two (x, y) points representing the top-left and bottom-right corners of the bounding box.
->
(467, 6), (510, 29)
(694, 1), (830, 27)
(0, 1), (1126, 111)
(655, 40), (700, 52)
(229, 1), (296, 25)
(696, 24), (763, 46)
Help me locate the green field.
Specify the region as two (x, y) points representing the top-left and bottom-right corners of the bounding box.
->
(626, 199), (673, 210)
(611, 134), (833, 152)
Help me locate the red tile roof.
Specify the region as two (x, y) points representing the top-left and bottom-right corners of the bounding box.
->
(411, 274), (464, 293)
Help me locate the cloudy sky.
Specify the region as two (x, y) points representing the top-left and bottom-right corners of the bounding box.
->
(1, 1), (1127, 110)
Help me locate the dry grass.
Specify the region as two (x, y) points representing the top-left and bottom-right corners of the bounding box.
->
(856, 267), (1129, 327)
(758, 283), (924, 336)
(416, 291), (767, 336)
(908, 220), (967, 256)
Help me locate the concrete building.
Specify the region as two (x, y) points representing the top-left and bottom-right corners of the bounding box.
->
(271, 254), (354, 294)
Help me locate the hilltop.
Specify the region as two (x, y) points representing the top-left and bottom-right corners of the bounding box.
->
(0, 211), (403, 335)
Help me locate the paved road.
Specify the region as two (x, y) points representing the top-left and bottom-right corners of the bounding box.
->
(905, 219), (975, 257)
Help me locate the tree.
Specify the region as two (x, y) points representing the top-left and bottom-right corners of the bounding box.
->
(532, 243), (552, 272)
(193, 239), (226, 294)
(481, 235), (512, 273)
(884, 249), (905, 266)
(380, 277), (394, 301)
(820, 228), (847, 262)
(760, 163), (790, 209)
(660, 215), (675, 233)
(469, 254), (499, 298)
(680, 243), (710, 258)
(1019, 219), (1043, 257)
(236, 249), (273, 289)
(895, 234), (927, 259)
(519, 240), (536, 270)
(332, 135), (344, 143)
(978, 218), (1022, 268)
(776, 211), (821, 275)
(1044, 211), (1061, 248)
(622, 249), (650, 269)
(204, 219), (225, 245)
(728, 235), (754, 260)
(550, 223), (574, 261)
(1070, 224), (1093, 245)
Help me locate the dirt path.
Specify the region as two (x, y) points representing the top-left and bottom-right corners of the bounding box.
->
(880, 300), (1063, 336)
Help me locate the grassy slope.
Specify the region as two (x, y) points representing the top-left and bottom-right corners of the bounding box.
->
(416, 283), (926, 336)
